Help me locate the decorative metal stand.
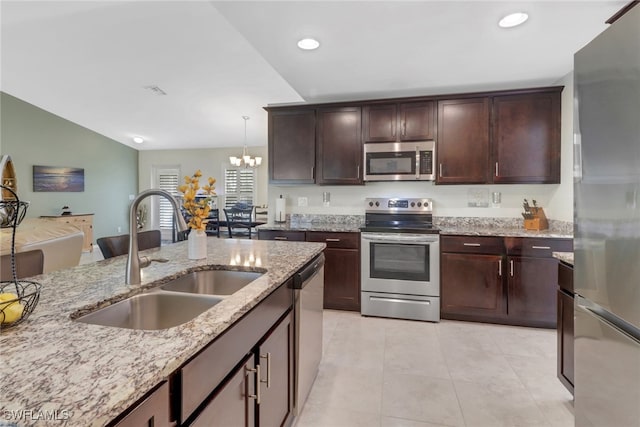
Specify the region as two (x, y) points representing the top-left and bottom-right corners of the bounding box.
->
(0, 184), (41, 330)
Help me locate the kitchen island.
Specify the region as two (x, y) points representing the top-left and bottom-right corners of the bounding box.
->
(0, 238), (324, 426)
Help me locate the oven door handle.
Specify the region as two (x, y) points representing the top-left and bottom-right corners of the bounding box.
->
(361, 233), (439, 243)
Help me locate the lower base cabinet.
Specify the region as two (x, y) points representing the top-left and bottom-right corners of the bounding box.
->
(557, 261), (574, 394)
(113, 382), (171, 427)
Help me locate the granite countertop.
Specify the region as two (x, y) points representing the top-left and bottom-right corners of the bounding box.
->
(0, 238), (325, 426)
(438, 226), (572, 239)
(256, 222), (362, 233)
(553, 251), (574, 266)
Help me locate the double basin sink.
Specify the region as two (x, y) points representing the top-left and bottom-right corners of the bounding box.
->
(76, 270), (263, 330)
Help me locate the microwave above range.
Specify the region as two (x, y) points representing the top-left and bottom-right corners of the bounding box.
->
(363, 141), (435, 181)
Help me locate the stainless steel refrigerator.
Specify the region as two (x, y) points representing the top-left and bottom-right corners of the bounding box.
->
(573, 4), (640, 426)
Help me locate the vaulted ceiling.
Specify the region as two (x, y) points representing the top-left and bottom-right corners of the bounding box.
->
(0, 1), (626, 150)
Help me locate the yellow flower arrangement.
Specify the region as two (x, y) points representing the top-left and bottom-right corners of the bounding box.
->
(177, 170), (216, 231)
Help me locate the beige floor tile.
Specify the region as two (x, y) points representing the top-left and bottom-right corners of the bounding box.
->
(382, 372), (465, 427)
(454, 378), (550, 427)
(306, 363), (383, 415)
(437, 322), (503, 355)
(444, 348), (520, 384)
(488, 326), (556, 359)
(323, 333), (385, 372)
(384, 335), (450, 380)
(504, 354), (557, 380)
(381, 416), (452, 427)
(295, 403), (381, 427)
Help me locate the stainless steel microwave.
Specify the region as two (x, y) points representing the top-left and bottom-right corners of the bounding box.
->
(363, 141), (435, 181)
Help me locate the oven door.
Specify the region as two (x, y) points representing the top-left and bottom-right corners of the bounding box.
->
(361, 232), (440, 296)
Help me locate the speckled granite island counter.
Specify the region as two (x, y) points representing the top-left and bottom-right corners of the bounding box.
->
(0, 238), (324, 426)
(553, 251), (574, 266)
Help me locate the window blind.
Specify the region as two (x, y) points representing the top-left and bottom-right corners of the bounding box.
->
(158, 172), (179, 229)
(225, 168), (255, 208)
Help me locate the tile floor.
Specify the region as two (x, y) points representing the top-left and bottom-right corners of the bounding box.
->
(296, 310), (574, 427)
(81, 249), (574, 427)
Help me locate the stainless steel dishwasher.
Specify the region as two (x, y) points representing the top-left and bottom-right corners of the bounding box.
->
(292, 253), (324, 417)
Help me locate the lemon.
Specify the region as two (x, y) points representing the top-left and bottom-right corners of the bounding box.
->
(1, 301), (23, 324)
(0, 292), (18, 303)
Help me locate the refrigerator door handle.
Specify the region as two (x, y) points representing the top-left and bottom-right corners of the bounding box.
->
(576, 296), (640, 344)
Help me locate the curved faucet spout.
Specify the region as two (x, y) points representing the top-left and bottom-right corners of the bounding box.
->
(126, 189), (189, 285)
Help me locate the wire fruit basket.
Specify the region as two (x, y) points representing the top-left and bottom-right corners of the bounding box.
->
(0, 184), (41, 330)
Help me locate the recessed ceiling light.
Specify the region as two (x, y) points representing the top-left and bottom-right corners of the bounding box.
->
(297, 38), (320, 50)
(133, 136), (144, 144)
(499, 12), (529, 28)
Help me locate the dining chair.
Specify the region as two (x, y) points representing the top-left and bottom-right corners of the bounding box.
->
(223, 205), (254, 239)
(204, 208), (220, 237)
(0, 249), (45, 280)
(96, 229), (162, 259)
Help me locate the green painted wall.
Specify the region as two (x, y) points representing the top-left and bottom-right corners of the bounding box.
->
(0, 92), (138, 242)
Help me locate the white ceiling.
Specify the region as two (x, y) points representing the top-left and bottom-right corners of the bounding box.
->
(0, 0), (626, 151)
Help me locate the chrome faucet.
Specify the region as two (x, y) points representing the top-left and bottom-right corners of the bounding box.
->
(126, 189), (188, 285)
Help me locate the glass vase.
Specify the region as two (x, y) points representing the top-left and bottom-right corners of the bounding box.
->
(188, 229), (207, 260)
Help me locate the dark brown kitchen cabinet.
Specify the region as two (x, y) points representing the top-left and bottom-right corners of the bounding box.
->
(260, 231), (361, 311)
(557, 261), (574, 394)
(190, 355), (256, 427)
(436, 98), (490, 184)
(112, 382), (170, 427)
(441, 235), (572, 328)
(268, 109), (316, 184)
(441, 252), (506, 320)
(362, 101), (435, 142)
(316, 107), (363, 184)
(492, 91), (561, 184)
(306, 232), (361, 311)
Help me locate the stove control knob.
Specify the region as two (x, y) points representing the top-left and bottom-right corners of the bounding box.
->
(410, 202), (416, 207)
(369, 201), (374, 207)
(417, 202), (422, 207)
(375, 201), (380, 207)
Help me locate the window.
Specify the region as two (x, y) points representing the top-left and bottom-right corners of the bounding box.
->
(224, 168), (256, 208)
(156, 169), (180, 230)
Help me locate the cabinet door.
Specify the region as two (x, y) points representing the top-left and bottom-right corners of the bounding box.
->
(492, 91), (561, 183)
(441, 253), (505, 319)
(257, 312), (293, 427)
(507, 256), (558, 327)
(323, 248), (361, 311)
(436, 98), (490, 184)
(269, 109), (316, 184)
(191, 355), (256, 427)
(363, 104), (397, 142)
(399, 101), (435, 141)
(557, 289), (574, 394)
(316, 107), (363, 184)
(114, 382), (170, 427)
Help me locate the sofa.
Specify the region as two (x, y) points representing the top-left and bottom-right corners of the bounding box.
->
(0, 218), (84, 273)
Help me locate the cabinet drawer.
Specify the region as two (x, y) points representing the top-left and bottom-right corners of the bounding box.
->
(505, 237), (573, 257)
(440, 235), (504, 254)
(558, 262), (574, 294)
(181, 280), (293, 422)
(258, 230), (306, 242)
(306, 232), (360, 249)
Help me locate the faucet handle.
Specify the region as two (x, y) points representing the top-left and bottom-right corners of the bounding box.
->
(139, 256), (169, 268)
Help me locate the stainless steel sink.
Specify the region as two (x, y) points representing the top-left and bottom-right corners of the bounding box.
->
(160, 270), (263, 296)
(75, 292), (223, 330)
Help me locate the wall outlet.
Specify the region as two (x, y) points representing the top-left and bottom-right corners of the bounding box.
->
(117, 226), (122, 233)
(129, 194), (135, 201)
(297, 197), (308, 207)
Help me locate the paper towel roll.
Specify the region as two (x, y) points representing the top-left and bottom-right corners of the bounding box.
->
(275, 197), (286, 223)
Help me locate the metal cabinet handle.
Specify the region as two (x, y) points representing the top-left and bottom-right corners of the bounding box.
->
(357, 165), (360, 179)
(531, 245), (551, 250)
(463, 243), (481, 247)
(274, 236), (288, 241)
(260, 353), (271, 388)
(439, 163), (443, 177)
(495, 162), (499, 177)
(402, 121), (407, 136)
(498, 260), (502, 276)
(325, 238), (341, 242)
(510, 259), (514, 277)
(246, 364), (261, 404)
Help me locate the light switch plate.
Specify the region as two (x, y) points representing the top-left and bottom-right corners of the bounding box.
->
(297, 197), (308, 207)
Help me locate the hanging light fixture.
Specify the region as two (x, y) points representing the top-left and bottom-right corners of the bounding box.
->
(229, 116), (262, 168)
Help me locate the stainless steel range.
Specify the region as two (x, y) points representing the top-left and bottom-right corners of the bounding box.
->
(360, 198), (440, 322)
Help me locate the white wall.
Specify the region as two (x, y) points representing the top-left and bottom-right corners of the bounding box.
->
(268, 79), (575, 222)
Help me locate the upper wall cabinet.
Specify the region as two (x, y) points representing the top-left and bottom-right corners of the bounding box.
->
(436, 98), (490, 184)
(363, 101), (435, 142)
(268, 109), (316, 184)
(316, 106), (363, 185)
(492, 91), (561, 184)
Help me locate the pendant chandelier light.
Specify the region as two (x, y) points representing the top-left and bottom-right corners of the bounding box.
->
(229, 116), (262, 168)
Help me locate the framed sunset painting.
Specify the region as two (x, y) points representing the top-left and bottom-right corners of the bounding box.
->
(33, 165), (84, 192)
